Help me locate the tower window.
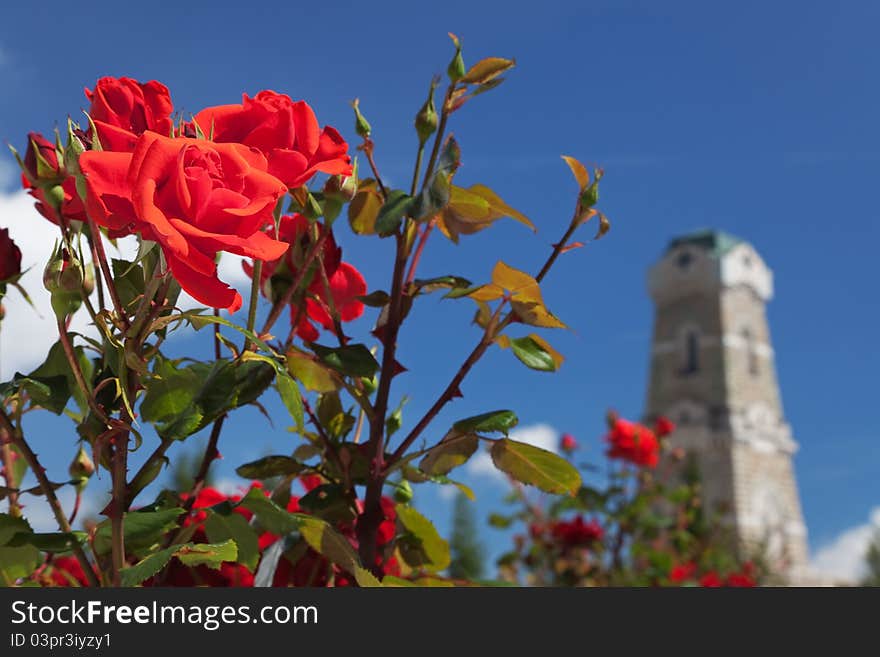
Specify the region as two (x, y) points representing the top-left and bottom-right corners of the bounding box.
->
(676, 251), (693, 270)
(681, 330), (700, 376)
(742, 328), (759, 376)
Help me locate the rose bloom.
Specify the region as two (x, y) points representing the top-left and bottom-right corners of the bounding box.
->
(79, 131), (288, 312)
(0, 228), (22, 282)
(605, 417), (661, 468)
(654, 416), (676, 438)
(42, 556), (96, 587)
(193, 90), (351, 188)
(669, 561), (698, 583)
(86, 77), (174, 152)
(699, 571), (723, 587)
(244, 214), (366, 340)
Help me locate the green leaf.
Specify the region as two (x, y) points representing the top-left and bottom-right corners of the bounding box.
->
(354, 567), (383, 587)
(237, 487), (300, 535)
(174, 539), (238, 568)
(111, 258), (145, 310)
(140, 357), (275, 441)
(120, 545), (177, 586)
(412, 275), (473, 295)
(348, 180), (382, 235)
(119, 540), (239, 586)
(375, 190), (413, 237)
(419, 432), (479, 476)
(396, 505), (450, 572)
(235, 455), (305, 480)
(357, 290), (390, 307)
(0, 513), (31, 546)
(297, 515), (363, 575)
(509, 335), (561, 372)
(204, 512), (260, 572)
(7, 532), (88, 553)
(0, 545), (41, 583)
(298, 484), (356, 523)
(309, 343), (380, 378)
(276, 372), (304, 431)
(453, 410), (518, 435)
(489, 439), (581, 495)
(93, 508), (182, 556)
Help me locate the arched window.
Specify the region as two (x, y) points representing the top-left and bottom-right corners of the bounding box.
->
(681, 329), (699, 375)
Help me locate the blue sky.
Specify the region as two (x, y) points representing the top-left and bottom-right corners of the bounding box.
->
(1, 0), (878, 581)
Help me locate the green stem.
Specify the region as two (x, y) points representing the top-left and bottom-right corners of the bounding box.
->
(244, 260), (263, 351)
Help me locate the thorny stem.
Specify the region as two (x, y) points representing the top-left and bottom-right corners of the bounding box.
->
(125, 437), (173, 508)
(1, 436), (20, 517)
(84, 216), (129, 331)
(185, 415), (226, 508)
(84, 227), (106, 313)
(55, 319), (111, 427)
(0, 408), (100, 587)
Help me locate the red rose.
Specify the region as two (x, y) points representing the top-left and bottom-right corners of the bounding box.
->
(550, 516), (604, 548)
(669, 561), (697, 583)
(0, 229), (22, 282)
(19, 133), (87, 226)
(85, 77), (174, 152)
(79, 132), (288, 311)
(244, 214), (366, 340)
(654, 416), (675, 438)
(44, 556), (95, 587)
(726, 562), (756, 587)
(605, 417), (660, 468)
(194, 91), (351, 188)
(699, 571), (723, 587)
(560, 433), (578, 452)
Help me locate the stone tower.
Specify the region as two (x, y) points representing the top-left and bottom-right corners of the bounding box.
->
(644, 229), (810, 583)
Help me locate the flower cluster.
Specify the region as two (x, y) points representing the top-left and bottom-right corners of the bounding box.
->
(19, 76), (355, 316)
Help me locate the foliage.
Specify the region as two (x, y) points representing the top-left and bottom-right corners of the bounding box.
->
(448, 492), (486, 581)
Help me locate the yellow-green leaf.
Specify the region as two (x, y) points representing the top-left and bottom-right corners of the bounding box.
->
(510, 300), (567, 329)
(561, 155), (590, 190)
(285, 348), (340, 393)
(460, 57), (516, 84)
(490, 439), (581, 495)
(469, 184), (535, 232)
(419, 432), (479, 476)
(492, 261), (541, 303)
(396, 505), (451, 572)
(348, 180), (382, 235)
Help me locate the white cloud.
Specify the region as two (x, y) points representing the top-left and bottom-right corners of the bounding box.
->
(0, 188), (252, 378)
(810, 507), (880, 584)
(464, 423), (560, 486)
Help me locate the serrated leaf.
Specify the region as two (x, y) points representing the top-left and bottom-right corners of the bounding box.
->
(510, 300), (567, 329)
(490, 439), (581, 495)
(492, 261), (541, 303)
(309, 343), (380, 378)
(297, 515), (361, 575)
(285, 347), (340, 393)
(174, 539), (238, 568)
(419, 432), (479, 475)
(453, 410), (518, 435)
(204, 511), (260, 571)
(396, 505), (450, 572)
(237, 488), (300, 535)
(93, 508), (183, 556)
(276, 372), (304, 431)
(7, 532), (88, 553)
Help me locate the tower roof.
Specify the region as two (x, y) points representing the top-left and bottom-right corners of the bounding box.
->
(667, 229), (744, 257)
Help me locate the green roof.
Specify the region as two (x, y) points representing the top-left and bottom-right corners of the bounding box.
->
(667, 229), (743, 256)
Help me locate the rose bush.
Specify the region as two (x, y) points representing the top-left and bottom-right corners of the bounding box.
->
(1, 36), (617, 588)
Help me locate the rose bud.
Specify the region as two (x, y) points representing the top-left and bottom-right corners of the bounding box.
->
(43, 242), (86, 318)
(415, 79), (439, 145)
(22, 132), (63, 185)
(68, 445), (96, 482)
(0, 229), (23, 283)
(393, 480), (413, 504)
(323, 162), (359, 203)
(351, 98), (372, 139)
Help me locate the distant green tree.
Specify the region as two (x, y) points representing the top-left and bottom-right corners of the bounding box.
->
(862, 530), (880, 587)
(448, 492), (485, 581)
